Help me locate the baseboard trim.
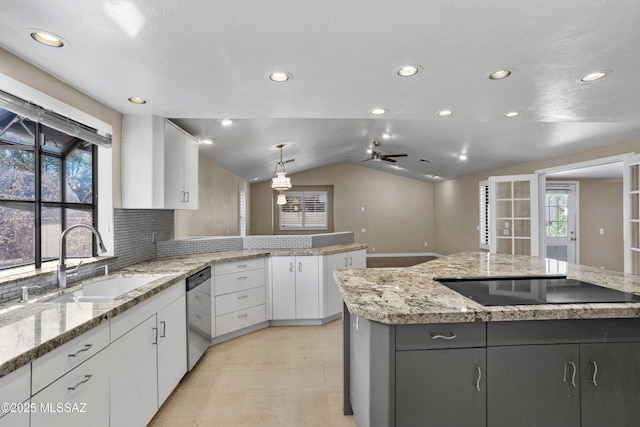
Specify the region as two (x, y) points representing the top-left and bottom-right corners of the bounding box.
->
(210, 321), (269, 345)
(366, 252), (442, 258)
(270, 313), (342, 327)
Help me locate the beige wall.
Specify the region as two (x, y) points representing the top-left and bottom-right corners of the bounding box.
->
(434, 138), (640, 266)
(578, 179), (623, 271)
(174, 157), (249, 238)
(251, 162), (434, 254)
(0, 48), (123, 207)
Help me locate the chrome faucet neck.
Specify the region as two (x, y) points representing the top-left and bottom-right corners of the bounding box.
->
(58, 223), (107, 289)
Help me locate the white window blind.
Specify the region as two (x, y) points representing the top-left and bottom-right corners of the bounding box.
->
(479, 180), (490, 250)
(279, 191), (328, 231)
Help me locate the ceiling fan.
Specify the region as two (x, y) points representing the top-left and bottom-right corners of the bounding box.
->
(362, 141), (408, 163)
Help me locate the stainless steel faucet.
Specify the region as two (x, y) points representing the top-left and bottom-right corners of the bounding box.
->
(20, 285), (40, 303)
(57, 223), (108, 289)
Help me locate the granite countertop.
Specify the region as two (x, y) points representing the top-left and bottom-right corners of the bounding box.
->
(0, 244), (365, 379)
(335, 251), (640, 325)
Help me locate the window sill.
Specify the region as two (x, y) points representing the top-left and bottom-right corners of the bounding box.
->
(0, 256), (116, 287)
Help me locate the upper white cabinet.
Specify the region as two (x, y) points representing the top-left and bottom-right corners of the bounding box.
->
(122, 115), (199, 210)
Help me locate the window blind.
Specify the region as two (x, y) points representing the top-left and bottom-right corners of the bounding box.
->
(279, 191), (328, 230)
(479, 181), (490, 250)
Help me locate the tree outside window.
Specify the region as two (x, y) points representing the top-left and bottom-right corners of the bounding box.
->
(546, 193), (568, 237)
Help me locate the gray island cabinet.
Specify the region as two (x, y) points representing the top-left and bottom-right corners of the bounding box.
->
(336, 252), (640, 427)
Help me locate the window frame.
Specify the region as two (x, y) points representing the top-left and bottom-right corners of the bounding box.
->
(278, 190), (329, 231)
(479, 180), (490, 250)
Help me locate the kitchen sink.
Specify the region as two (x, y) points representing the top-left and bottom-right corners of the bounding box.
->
(46, 276), (159, 303)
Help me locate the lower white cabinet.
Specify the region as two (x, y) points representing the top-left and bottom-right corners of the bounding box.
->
(31, 347), (109, 427)
(272, 256), (320, 320)
(323, 249), (366, 317)
(110, 283), (187, 427)
(0, 364), (30, 427)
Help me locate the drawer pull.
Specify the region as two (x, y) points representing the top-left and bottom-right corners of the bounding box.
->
(238, 313), (248, 319)
(68, 374), (93, 391)
(431, 333), (457, 340)
(237, 294), (248, 300)
(564, 361), (577, 387)
(475, 366), (482, 392)
(237, 276), (248, 280)
(195, 313), (202, 320)
(590, 360), (598, 386)
(152, 327), (158, 345)
(160, 320), (167, 338)
(68, 344), (93, 358)
(237, 264), (248, 268)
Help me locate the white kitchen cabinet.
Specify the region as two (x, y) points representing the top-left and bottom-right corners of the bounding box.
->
(157, 293), (188, 406)
(0, 363), (30, 427)
(213, 258), (267, 337)
(122, 115), (198, 210)
(109, 282), (187, 427)
(31, 347), (109, 427)
(271, 256), (320, 320)
(323, 249), (366, 317)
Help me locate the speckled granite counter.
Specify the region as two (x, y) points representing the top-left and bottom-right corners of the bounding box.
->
(335, 251), (640, 325)
(269, 242), (367, 256)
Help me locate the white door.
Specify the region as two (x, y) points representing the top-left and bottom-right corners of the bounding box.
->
(157, 294), (187, 406)
(623, 153), (640, 274)
(545, 183), (578, 263)
(271, 256), (296, 319)
(489, 174), (539, 256)
(295, 256), (320, 319)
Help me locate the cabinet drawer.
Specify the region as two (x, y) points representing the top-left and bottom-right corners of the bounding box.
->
(396, 322), (486, 350)
(215, 286), (265, 316)
(215, 258), (265, 276)
(32, 321), (110, 394)
(216, 304), (266, 336)
(487, 318), (640, 346)
(215, 268), (265, 296)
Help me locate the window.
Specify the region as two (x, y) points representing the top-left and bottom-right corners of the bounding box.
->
(0, 107), (97, 270)
(279, 191), (328, 231)
(546, 192), (568, 237)
(238, 185), (247, 236)
(479, 180), (490, 249)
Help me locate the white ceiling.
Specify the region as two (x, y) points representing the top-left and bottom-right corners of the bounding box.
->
(1, 0), (640, 183)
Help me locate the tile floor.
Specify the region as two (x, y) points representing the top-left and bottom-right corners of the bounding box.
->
(148, 319), (357, 427)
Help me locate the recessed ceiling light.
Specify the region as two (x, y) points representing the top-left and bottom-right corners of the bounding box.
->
(437, 110), (453, 117)
(458, 153), (468, 161)
(268, 71), (292, 82)
(382, 133), (391, 139)
(200, 138), (214, 145)
(426, 174), (441, 179)
(128, 97), (147, 104)
(396, 65), (421, 77)
(489, 70), (512, 80)
(505, 111), (520, 117)
(30, 31), (64, 47)
(581, 72), (607, 82)
(370, 108), (388, 115)
(221, 119), (233, 126)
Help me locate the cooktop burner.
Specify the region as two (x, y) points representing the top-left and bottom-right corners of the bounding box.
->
(435, 275), (640, 306)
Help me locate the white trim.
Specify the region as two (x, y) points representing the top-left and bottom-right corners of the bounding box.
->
(0, 73), (113, 136)
(366, 252), (442, 258)
(535, 154), (632, 175)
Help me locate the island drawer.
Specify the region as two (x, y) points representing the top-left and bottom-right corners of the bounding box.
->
(215, 286), (266, 316)
(487, 318), (640, 346)
(214, 268), (265, 296)
(396, 322), (486, 350)
(215, 258), (265, 276)
(215, 304), (266, 336)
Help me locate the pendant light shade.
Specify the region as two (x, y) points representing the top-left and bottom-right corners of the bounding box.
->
(271, 144), (292, 204)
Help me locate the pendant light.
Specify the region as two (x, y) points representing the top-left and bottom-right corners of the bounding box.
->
(271, 144), (292, 205)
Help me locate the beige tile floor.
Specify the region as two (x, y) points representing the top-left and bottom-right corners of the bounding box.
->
(148, 319), (357, 427)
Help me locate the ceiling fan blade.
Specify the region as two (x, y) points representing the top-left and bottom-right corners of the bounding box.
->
(382, 154), (408, 158)
(383, 158), (397, 163)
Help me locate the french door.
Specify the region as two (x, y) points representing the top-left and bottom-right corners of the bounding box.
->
(623, 153), (640, 274)
(489, 174), (539, 256)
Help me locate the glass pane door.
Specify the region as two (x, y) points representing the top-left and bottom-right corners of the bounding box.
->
(623, 154), (640, 274)
(489, 174), (539, 256)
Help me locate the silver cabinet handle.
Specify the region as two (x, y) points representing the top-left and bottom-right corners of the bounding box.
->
(431, 333), (457, 340)
(68, 344), (93, 358)
(564, 361), (577, 387)
(344, 257), (348, 267)
(289, 262), (294, 272)
(160, 320), (166, 338)
(349, 256), (353, 266)
(237, 264), (248, 268)
(590, 360), (598, 386)
(195, 313), (202, 320)
(298, 262), (302, 272)
(238, 313), (248, 319)
(185, 191), (190, 202)
(475, 366), (482, 392)
(68, 374), (93, 391)
(237, 276), (247, 280)
(152, 327), (158, 345)
(237, 294), (248, 300)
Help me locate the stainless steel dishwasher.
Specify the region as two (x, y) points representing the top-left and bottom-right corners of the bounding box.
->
(186, 266), (212, 371)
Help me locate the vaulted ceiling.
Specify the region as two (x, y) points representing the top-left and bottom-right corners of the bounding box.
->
(1, 0), (639, 183)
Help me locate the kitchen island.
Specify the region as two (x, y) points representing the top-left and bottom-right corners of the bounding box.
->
(335, 252), (640, 427)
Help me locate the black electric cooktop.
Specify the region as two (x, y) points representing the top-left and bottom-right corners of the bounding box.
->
(435, 275), (640, 306)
